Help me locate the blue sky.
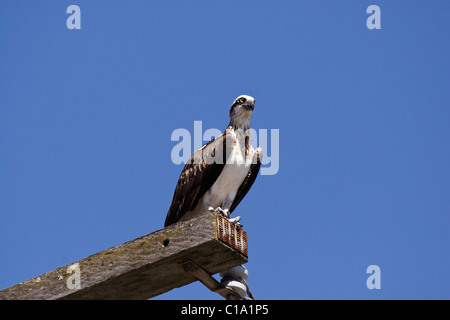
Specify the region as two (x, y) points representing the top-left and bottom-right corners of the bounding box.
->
(1, 1), (449, 299)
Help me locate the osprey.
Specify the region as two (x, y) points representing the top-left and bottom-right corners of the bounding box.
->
(164, 95), (263, 227)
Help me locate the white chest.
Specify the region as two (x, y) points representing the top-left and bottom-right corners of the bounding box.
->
(208, 130), (254, 207)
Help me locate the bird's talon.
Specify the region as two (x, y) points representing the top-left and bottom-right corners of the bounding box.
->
(214, 207), (229, 218)
(229, 216), (243, 229)
(228, 216), (241, 223)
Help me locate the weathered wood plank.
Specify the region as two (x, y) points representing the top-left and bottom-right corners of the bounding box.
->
(0, 213), (248, 300)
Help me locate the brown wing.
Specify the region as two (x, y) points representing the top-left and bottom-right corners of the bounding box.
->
(164, 130), (231, 227)
(229, 148), (263, 214)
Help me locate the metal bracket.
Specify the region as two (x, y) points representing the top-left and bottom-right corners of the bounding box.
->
(180, 260), (242, 300)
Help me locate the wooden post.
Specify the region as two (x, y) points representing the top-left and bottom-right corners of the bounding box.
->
(0, 213), (248, 300)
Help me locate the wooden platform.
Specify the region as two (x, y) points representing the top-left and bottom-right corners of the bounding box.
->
(0, 213), (248, 300)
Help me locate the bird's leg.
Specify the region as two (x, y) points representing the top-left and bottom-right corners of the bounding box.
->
(207, 204), (231, 220)
(207, 197), (243, 227)
(214, 207), (229, 218)
(203, 191), (215, 213)
(213, 207), (243, 228)
(219, 197), (235, 219)
(222, 196), (244, 227)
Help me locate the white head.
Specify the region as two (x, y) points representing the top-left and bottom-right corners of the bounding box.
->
(229, 95), (255, 130)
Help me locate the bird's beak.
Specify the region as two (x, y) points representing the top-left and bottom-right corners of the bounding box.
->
(243, 103), (254, 111)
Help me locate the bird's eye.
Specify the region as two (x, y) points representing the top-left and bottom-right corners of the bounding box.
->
(238, 97), (247, 104)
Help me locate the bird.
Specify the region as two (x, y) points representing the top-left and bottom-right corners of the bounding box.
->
(164, 95), (263, 227)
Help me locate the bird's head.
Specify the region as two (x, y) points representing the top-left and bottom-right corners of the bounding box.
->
(229, 95), (255, 130)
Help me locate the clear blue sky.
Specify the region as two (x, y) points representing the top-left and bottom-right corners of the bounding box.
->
(1, 1), (449, 299)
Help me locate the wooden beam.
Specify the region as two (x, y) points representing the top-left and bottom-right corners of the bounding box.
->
(0, 213), (248, 300)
